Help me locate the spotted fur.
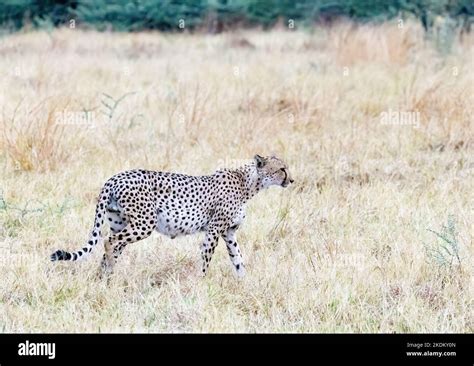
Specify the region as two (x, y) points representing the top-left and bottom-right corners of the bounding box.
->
(50, 155), (293, 277)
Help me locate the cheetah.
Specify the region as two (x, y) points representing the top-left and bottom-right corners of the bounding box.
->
(50, 155), (294, 278)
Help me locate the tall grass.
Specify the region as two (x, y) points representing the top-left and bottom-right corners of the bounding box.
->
(1, 98), (71, 172)
(0, 20), (472, 332)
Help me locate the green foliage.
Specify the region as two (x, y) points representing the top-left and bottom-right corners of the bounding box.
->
(0, 0), (73, 29)
(425, 215), (462, 270)
(74, 0), (209, 31)
(0, 0), (472, 32)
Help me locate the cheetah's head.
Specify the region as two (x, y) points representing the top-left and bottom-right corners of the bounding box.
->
(254, 154), (294, 188)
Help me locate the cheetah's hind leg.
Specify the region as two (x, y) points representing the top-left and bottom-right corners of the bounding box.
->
(95, 200), (128, 280)
(106, 196), (128, 234)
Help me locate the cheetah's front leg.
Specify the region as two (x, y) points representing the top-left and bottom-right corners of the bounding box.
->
(200, 227), (221, 276)
(223, 227), (246, 278)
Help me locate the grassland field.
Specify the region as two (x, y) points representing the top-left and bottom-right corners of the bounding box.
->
(0, 21), (472, 332)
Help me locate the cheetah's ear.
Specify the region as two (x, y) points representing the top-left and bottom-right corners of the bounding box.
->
(254, 154), (266, 168)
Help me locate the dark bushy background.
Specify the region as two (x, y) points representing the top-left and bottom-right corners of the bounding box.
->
(0, 0), (473, 32)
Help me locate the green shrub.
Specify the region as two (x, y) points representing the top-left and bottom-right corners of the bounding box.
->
(0, 0), (472, 32)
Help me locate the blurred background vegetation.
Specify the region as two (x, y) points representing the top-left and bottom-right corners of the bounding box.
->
(0, 0), (472, 32)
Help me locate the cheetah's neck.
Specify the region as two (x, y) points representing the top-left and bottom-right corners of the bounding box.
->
(236, 163), (263, 201)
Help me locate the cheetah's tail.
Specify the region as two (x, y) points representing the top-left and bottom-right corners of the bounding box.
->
(50, 182), (111, 262)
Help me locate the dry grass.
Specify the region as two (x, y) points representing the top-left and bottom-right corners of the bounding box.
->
(0, 20), (473, 332)
(0, 98), (74, 172)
